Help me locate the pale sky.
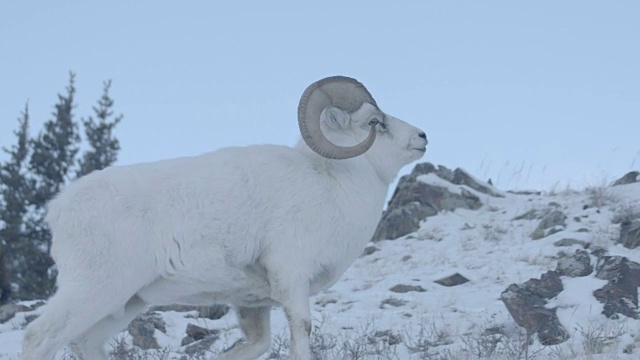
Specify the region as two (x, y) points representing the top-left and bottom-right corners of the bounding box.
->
(1, 1), (639, 192)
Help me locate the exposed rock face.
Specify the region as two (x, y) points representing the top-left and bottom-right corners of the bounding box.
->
(612, 171), (640, 186)
(619, 220), (640, 249)
(501, 271), (569, 345)
(372, 163), (499, 242)
(593, 256), (640, 319)
(530, 210), (567, 240)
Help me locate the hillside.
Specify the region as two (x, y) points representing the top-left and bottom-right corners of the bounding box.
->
(1, 163), (640, 359)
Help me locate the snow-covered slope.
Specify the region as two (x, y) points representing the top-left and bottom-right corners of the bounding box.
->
(2, 170), (640, 359)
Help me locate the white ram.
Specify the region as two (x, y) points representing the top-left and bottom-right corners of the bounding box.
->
(22, 76), (428, 360)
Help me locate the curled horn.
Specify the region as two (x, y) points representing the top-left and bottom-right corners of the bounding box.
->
(298, 76), (379, 159)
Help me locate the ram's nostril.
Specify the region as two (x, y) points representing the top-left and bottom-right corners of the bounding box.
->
(418, 132), (426, 139)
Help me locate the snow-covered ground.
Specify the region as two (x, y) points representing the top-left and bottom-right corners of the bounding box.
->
(2, 174), (640, 359)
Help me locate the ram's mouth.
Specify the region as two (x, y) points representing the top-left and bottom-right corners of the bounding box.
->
(412, 147), (427, 152)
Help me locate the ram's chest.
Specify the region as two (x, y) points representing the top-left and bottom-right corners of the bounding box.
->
(306, 211), (380, 294)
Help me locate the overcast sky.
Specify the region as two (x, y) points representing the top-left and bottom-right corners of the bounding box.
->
(1, 1), (639, 193)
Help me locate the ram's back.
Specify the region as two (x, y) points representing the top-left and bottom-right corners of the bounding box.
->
(45, 145), (327, 278)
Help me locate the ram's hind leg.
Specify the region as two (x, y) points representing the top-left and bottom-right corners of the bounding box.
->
(216, 305), (271, 360)
(22, 285), (126, 360)
(70, 294), (148, 360)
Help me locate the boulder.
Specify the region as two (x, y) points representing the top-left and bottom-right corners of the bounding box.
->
(619, 220), (640, 249)
(501, 271), (569, 345)
(612, 171), (640, 186)
(127, 312), (166, 350)
(372, 163), (491, 242)
(556, 249), (593, 277)
(593, 256), (640, 319)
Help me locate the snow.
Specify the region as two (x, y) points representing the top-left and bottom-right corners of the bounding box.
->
(2, 180), (640, 359)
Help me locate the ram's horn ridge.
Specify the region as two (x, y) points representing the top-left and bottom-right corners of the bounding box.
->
(298, 76), (379, 159)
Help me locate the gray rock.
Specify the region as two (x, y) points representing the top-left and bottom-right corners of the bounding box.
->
(362, 245), (380, 256)
(389, 284), (426, 293)
(0, 303), (31, 323)
(531, 210), (567, 240)
(501, 271), (568, 345)
(371, 330), (403, 346)
(553, 238), (588, 248)
(372, 163), (485, 242)
(434, 273), (470, 287)
(451, 168), (504, 197)
(612, 171), (640, 186)
(556, 250), (593, 277)
(593, 256), (640, 319)
(181, 323), (220, 348)
(513, 209), (545, 221)
(380, 298), (408, 308)
(183, 333), (220, 356)
(127, 312), (166, 350)
(619, 220), (640, 250)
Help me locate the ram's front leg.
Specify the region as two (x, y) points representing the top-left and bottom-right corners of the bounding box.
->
(270, 273), (312, 360)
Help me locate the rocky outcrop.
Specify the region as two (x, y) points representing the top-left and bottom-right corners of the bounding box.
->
(618, 220), (640, 250)
(593, 256), (640, 319)
(503, 247), (640, 344)
(372, 163), (500, 242)
(612, 171), (640, 186)
(501, 271), (568, 345)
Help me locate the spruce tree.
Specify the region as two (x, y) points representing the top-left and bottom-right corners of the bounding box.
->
(24, 72), (81, 298)
(0, 104), (35, 298)
(0, 73), (123, 300)
(0, 103), (33, 301)
(77, 80), (123, 177)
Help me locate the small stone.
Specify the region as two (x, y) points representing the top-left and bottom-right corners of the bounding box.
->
(434, 273), (470, 287)
(185, 323), (217, 341)
(380, 298), (408, 308)
(553, 238), (588, 248)
(389, 284), (426, 293)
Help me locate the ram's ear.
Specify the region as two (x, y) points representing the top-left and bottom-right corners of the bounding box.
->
(320, 106), (351, 131)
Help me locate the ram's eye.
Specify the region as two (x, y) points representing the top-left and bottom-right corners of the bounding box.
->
(379, 122), (388, 130)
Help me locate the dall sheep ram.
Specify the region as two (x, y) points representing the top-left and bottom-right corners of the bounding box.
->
(22, 76), (428, 360)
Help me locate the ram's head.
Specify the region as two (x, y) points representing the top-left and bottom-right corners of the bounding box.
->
(297, 76), (383, 160)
